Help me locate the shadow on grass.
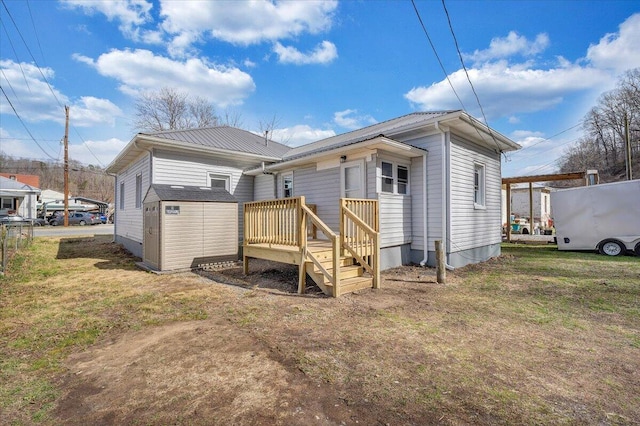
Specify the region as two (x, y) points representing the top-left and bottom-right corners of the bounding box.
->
(56, 235), (140, 270)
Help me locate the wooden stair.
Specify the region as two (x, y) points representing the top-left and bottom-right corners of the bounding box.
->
(305, 240), (373, 296)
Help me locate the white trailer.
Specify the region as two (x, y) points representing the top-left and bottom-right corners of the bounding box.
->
(551, 180), (640, 256)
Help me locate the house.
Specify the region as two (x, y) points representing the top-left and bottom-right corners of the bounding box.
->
(505, 184), (553, 230)
(0, 175), (41, 218)
(107, 111), (520, 293)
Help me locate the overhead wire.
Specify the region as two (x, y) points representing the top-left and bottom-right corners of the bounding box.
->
(440, 0), (503, 155)
(0, 85), (57, 160)
(1, 0), (106, 167)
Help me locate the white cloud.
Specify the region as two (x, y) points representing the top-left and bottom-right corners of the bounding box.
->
(0, 127), (59, 161)
(467, 31), (549, 63)
(270, 124), (335, 147)
(69, 137), (128, 166)
(405, 61), (608, 118)
(510, 130), (546, 149)
(0, 59), (122, 127)
(274, 41), (337, 65)
(405, 14), (640, 121)
(333, 109), (376, 130)
(160, 0), (338, 53)
(586, 13), (640, 73)
(61, 0), (158, 42)
(74, 49), (255, 107)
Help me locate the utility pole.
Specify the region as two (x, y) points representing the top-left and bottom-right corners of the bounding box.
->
(64, 106), (69, 227)
(624, 112), (633, 180)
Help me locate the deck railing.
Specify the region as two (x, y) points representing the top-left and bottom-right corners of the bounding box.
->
(340, 198), (380, 289)
(244, 196), (380, 296)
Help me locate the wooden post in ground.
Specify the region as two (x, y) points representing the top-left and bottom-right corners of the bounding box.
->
(435, 240), (446, 284)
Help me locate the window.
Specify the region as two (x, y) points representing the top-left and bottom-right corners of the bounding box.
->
(474, 163), (485, 208)
(1, 198), (13, 210)
(381, 162), (394, 193)
(283, 173), (293, 198)
(119, 182), (125, 210)
(381, 161), (409, 194)
(135, 174), (142, 209)
(208, 173), (230, 191)
(397, 166), (408, 195)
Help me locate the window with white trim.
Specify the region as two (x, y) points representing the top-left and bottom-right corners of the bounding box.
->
(283, 173), (293, 198)
(135, 174), (142, 209)
(208, 173), (230, 191)
(119, 182), (125, 210)
(1, 198), (13, 210)
(474, 163), (485, 208)
(380, 161), (410, 195)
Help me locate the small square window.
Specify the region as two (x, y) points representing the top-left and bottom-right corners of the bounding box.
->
(209, 173), (230, 191)
(283, 174), (293, 198)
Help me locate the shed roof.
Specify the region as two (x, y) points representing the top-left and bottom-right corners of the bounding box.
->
(144, 184), (237, 203)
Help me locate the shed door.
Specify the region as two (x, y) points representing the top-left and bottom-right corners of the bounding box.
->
(143, 202), (160, 269)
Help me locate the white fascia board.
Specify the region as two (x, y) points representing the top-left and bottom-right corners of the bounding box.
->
(256, 136), (427, 174)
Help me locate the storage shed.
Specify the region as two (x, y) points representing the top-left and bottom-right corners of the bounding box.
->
(142, 184), (238, 271)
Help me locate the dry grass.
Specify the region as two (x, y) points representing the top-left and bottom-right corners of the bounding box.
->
(1, 237), (639, 425)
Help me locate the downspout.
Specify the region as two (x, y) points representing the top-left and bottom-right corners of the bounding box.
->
(419, 152), (429, 266)
(434, 121), (455, 270)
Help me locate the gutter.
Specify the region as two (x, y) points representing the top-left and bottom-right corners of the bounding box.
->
(419, 152), (429, 266)
(434, 121), (455, 271)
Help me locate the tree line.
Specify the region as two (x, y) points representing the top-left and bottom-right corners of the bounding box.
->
(559, 68), (640, 182)
(0, 154), (114, 203)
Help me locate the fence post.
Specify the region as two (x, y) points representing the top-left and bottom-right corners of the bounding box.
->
(436, 240), (446, 284)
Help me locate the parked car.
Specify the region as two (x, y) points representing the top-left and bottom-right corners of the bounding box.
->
(49, 212), (100, 226)
(0, 215), (47, 226)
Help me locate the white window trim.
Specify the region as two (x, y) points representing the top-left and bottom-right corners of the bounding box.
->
(474, 163), (486, 209)
(282, 172), (293, 198)
(340, 159), (366, 198)
(379, 159), (410, 195)
(119, 181), (125, 210)
(208, 172), (231, 191)
(135, 173), (142, 209)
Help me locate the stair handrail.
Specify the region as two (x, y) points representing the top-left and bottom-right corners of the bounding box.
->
(300, 202), (340, 296)
(340, 198), (380, 289)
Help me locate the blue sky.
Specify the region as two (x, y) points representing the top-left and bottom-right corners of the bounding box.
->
(1, 0), (639, 178)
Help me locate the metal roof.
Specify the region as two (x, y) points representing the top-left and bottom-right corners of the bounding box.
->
(144, 126), (291, 158)
(283, 112), (453, 160)
(144, 184), (237, 203)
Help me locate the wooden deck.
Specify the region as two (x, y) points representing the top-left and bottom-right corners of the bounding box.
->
(243, 197), (380, 297)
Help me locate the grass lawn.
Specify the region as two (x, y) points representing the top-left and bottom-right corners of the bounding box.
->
(1, 237), (638, 425)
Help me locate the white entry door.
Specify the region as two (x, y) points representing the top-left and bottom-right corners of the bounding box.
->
(341, 160), (365, 199)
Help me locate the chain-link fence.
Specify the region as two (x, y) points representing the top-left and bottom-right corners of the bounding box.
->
(1, 222), (34, 275)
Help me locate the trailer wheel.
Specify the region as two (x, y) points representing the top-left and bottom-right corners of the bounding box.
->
(598, 239), (625, 256)
(634, 242), (640, 257)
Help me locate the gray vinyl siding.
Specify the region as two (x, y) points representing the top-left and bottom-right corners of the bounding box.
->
(449, 133), (502, 252)
(152, 149), (254, 243)
(254, 174), (275, 200)
(115, 153), (149, 244)
(294, 166), (340, 234)
(401, 134), (443, 252)
(366, 155), (377, 199)
(379, 193), (412, 247)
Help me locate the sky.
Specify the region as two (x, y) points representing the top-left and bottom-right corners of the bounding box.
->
(1, 0), (639, 178)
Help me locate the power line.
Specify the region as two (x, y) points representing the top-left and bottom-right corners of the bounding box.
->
(26, 0), (46, 65)
(511, 122), (582, 155)
(409, 0), (467, 110)
(0, 84), (57, 160)
(440, 0), (503, 155)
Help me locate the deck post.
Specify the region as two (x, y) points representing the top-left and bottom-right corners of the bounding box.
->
(332, 236), (340, 297)
(339, 198), (345, 257)
(298, 196), (307, 294)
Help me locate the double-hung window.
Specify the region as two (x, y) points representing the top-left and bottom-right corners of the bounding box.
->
(474, 163), (485, 208)
(119, 182), (125, 210)
(135, 174), (142, 209)
(381, 161), (409, 195)
(283, 173), (293, 198)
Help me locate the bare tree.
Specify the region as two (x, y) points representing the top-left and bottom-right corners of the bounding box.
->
(133, 87), (219, 132)
(558, 68), (640, 182)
